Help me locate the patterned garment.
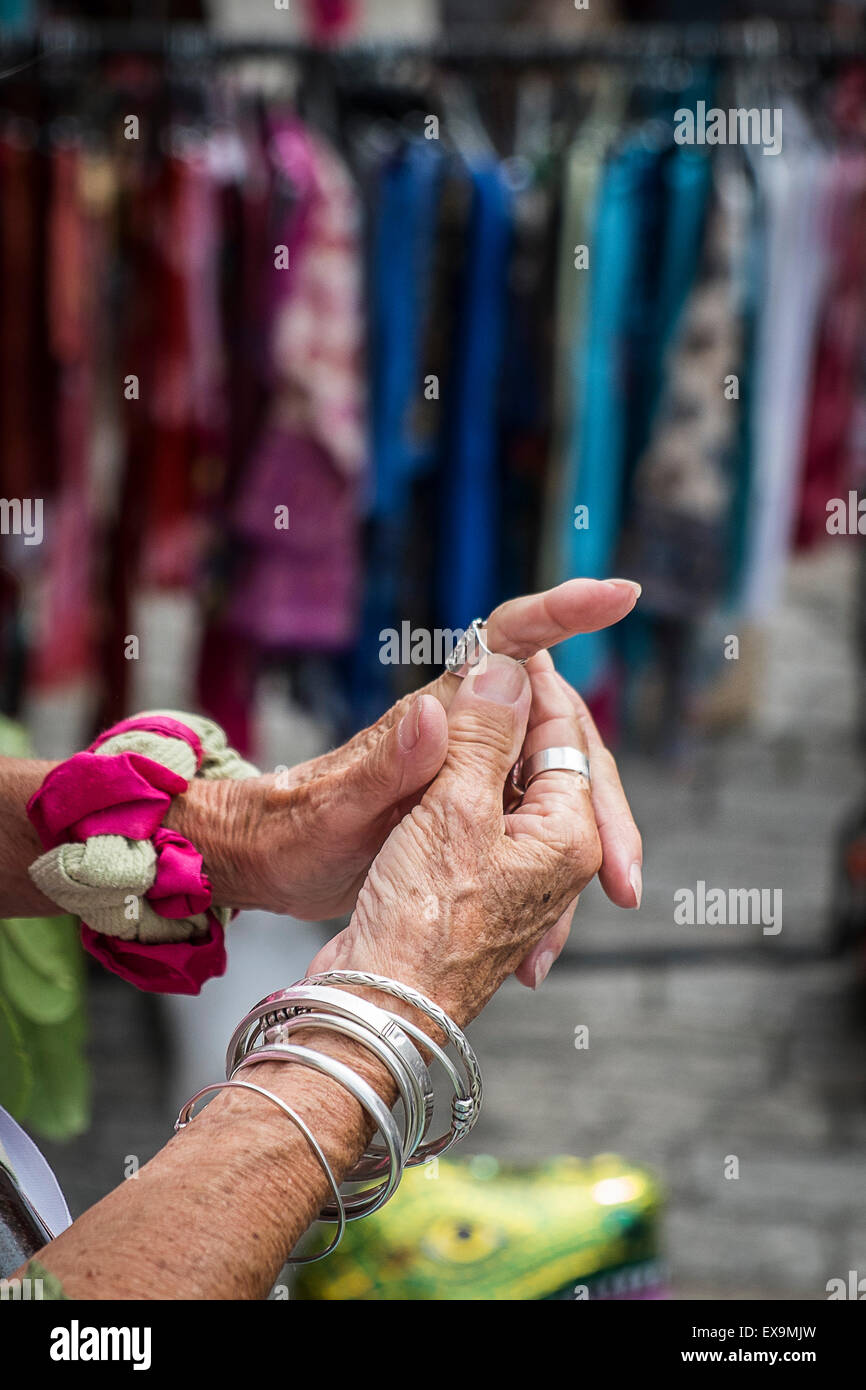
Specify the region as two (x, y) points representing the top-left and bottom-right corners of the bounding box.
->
(226, 118), (367, 652)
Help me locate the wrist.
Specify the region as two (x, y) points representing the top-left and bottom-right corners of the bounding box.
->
(316, 937), (464, 1047)
(164, 776), (266, 911)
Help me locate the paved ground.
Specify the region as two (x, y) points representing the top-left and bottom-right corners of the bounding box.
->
(38, 545), (866, 1300)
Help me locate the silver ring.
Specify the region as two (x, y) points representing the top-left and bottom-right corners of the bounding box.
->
(445, 618), (529, 678)
(512, 746), (591, 796)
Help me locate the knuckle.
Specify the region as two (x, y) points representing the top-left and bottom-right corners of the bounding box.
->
(594, 745), (619, 779)
(408, 794), (455, 847)
(448, 708), (516, 764)
(551, 819), (602, 885)
(363, 730), (400, 796)
(582, 825), (604, 880)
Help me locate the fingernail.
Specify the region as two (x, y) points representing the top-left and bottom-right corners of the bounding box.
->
(629, 862), (643, 909)
(468, 654), (526, 705)
(533, 948), (556, 989)
(397, 697), (423, 752)
(605, 578), (642, 598)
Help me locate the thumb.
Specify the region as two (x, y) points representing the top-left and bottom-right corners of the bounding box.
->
(344, 692), (449, 815)
(434, 654), (531, 814)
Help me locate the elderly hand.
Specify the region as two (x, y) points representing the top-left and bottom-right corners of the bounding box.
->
(171, 578), (642, 984)
(306, 649), (615, 1015)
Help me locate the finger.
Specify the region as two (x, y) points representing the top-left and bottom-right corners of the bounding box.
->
(512, 652), (592, 819)
(428, 578), (641, 716)
(431, 654), (531, 819)
(554, 672), (643, 909)
(486, 577), (641, 661)
(508, 656), (595, 983)
(514, 896), (578, 989)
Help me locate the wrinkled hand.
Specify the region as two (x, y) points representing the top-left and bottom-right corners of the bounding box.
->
(241, 578), (640, 928)
(307, 652), (606, 1026)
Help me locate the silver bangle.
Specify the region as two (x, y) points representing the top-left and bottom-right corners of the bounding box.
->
(262, 984), (434, 1157)
(174, 1078), (346, 1264)
(259, 1000), (472, 1166)
(296, 971), (482, 1146)
(257, 1009), (425, 1180)
(232, 1043), (404, 1221)
(381, 1012), (475, 1163)
(227, 985), (433, 1164)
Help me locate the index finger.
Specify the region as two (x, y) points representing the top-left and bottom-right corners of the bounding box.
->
(485, 577), (641, 662)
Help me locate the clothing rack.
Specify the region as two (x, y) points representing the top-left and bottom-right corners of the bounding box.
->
(2, 21), (866, 70)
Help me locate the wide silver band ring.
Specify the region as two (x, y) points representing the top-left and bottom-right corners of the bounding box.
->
(511, 746), (591, 797)
(445, 617), (529, 678)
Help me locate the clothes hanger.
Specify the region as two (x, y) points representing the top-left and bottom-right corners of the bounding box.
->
(435, 70), (499, 165)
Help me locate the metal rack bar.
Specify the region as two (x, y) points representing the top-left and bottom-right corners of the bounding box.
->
(1, 20), (866, 68)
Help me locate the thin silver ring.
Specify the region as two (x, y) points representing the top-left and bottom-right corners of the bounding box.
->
(445, 617), (529, 678)
(175, 1078), (346, 1263)
(512, 746), (591, 796)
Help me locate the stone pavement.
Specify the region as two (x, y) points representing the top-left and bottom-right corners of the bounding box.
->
(38, 546), (865, 1300)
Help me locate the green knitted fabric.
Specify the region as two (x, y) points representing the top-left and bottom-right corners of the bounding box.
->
(27, 713), (258, 944)
(144, 710), (260, 782)
(94, 731), (198, 781)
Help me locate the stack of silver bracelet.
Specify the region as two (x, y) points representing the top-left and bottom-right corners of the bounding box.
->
(174, 970), (482, 1264)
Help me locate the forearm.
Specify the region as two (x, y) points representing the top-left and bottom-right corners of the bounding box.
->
(0, 757), (61, 916)
(26, 1026), (403, 1301)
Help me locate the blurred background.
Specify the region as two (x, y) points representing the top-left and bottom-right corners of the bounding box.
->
(0, 0), (865, 1299)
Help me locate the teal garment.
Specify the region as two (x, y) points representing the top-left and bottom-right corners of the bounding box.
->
(556, 144), (651, 695)
(632, 146), (712, 475)
(725, 173), (765, 609)
(555, 140), (713, 697)
(0, 0), (33, 29)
